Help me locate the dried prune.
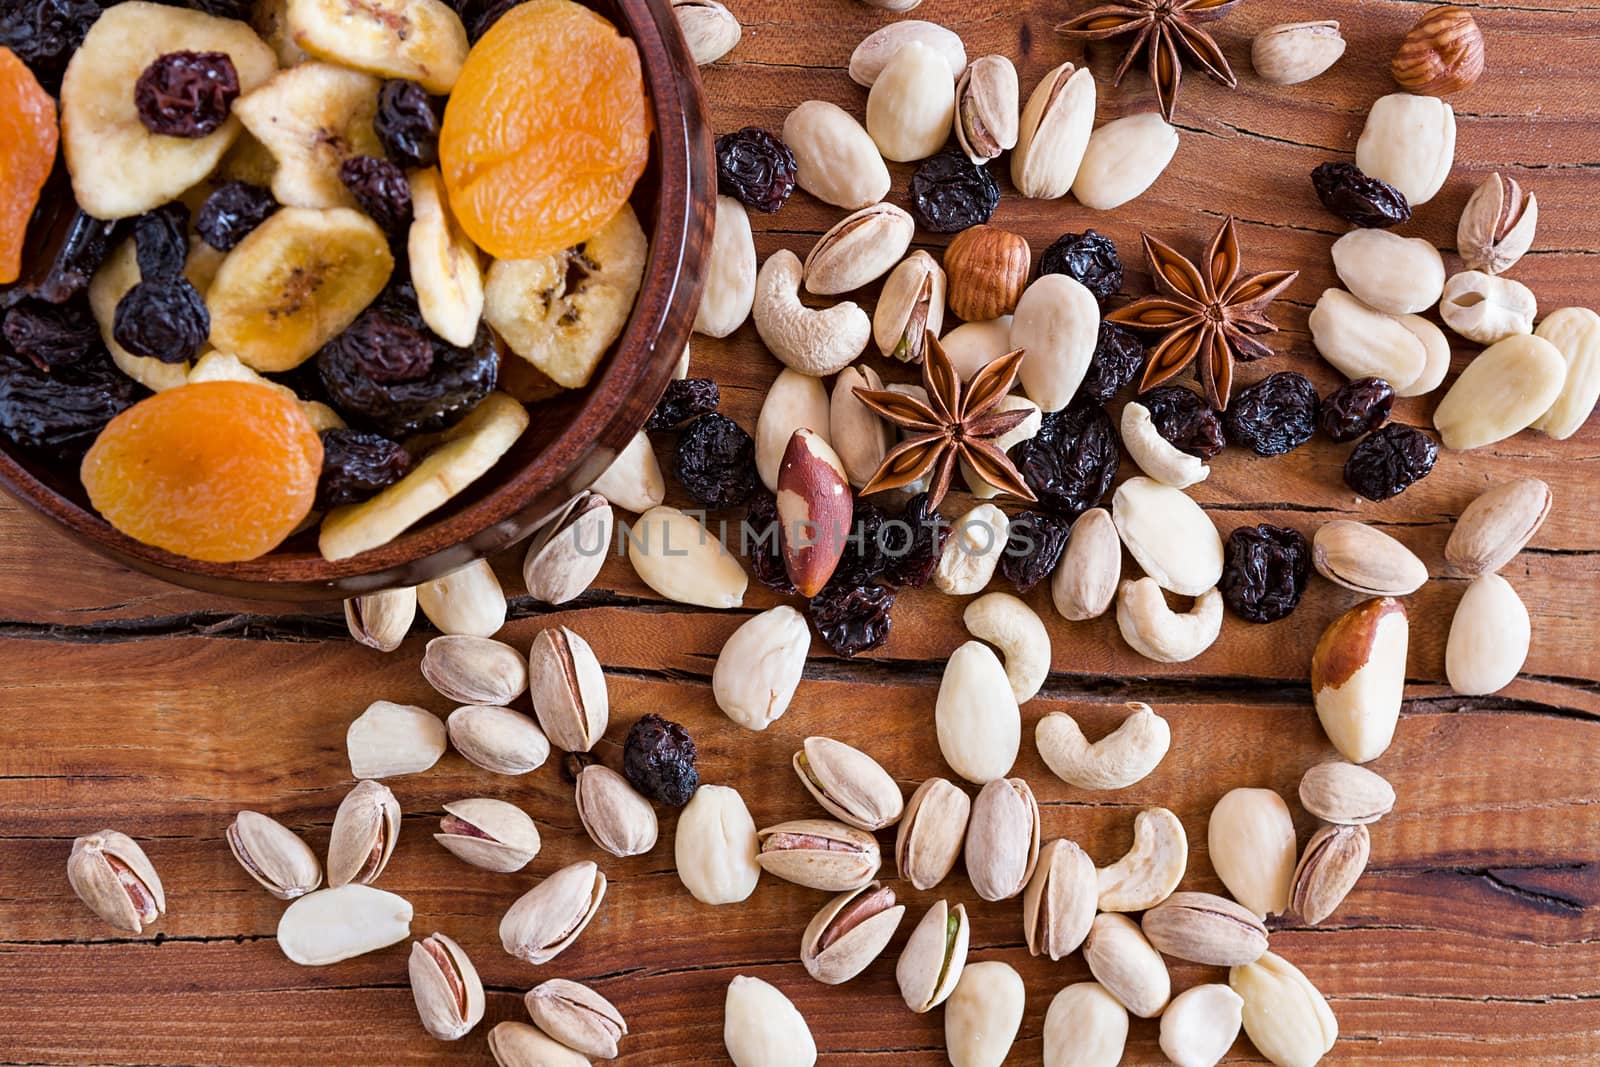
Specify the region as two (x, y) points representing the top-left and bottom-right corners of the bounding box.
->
(829, 501), (890, 589)
(9, 192), (120, 305)
(908, 149), (1000, 234)
(1039, 230), (1123, 302)
(809, 582), (895, 658)
(1319, 376), (1394, 442)
(3, 297), (98, 369)
(1344, 423), (1437, 501)
(1000, 510), (1070, 594)
(133, 202), (191, 283)
(881, 492), (949, 588)
(622, 713), (699, 807)
(1220, 523), (1311, 623)
(316, 428), (414, 509)
(674, 412), (756, 509)
(0, 348), (140, 451)
(376, 79), (441, 170)
(1311, 162), (1412, 228)
(454, 0), (521, 40)
(339, 156), (414, 238)
(1079, 322), (1146, 402)
(318, 310), (498, 437)
(112, 279), (209, 364)
(743, 490), (797, 595)
(196, 181), (277, 251)
(1140, 385), (1224, 459)
(1016, 399), (1120, 518)
(646, 377), (719, 431)
(1225, 372), (1319, 456)
(135, 51), (240, 138)
(715, 127), (797, 214)
(0, 0), (103, 92)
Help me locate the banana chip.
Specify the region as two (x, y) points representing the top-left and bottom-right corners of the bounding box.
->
(286, 0), (469, 95)
(484, 205), (648, 390)
(319, 393), (530, 561)
(233, 63), (384, 211)
(408, 168), (484, 348)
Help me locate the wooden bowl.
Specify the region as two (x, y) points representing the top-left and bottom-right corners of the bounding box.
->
(0, 0), (715, 601)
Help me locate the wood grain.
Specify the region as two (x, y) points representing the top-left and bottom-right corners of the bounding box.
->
(3, 0), (1600, 1063)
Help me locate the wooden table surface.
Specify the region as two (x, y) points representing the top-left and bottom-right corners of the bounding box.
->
(4, 0), (1600, 1063)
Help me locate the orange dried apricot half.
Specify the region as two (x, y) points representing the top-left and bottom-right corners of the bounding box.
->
(440, 0), (651, 260)
(81, 381), (324, 563)
(0, 46), (60, 285)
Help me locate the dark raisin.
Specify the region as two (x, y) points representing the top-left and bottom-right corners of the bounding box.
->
(112, 279), (209, 364)
(1220, 523), (1311, 623)
(339, 156), (414, 237)
(0, 0), (103, 92)
(743, 490), (798, 595)
(646, 377), (719, 431)
(195, 181), (277, 251)
(880, 492), (949, 588)
(315, 428), (414, 509)
(1016, 399), (1120, 518)
(715, 127), (798, 214)
(0, 348), (141, 451)
(1224, 372), (1319, 456)
(1079, 322), (1146, 402)
(622, 713), (699, 807)
(908, 149), (1001, 234)
(318, 310), (499, 437)
(453, 0), (521, 40)
(829, 501), (890, 589)
(674, 412), (756, 508)
(1039, 230), (1123, 302)
(2, 298), (99, 370)
(135, 51), (240, 138)
(1319, 376), (1395, 442)
(1140, 385), (1224, 459)
(9, 192), (121, 304)
(1311, 162), (1412, 228)
(133, 202), (191, 283)
(809, 582), (895, 657)
(1344, 423), (1437, 501)
(376, 79), (442, 170)
(1000, 510), (1070, 593)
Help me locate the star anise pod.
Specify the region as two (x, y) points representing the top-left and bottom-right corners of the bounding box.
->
(852, 334), (1037, 509)
(1056, 0), (1240, 122)
(1106, 216), (1298, 410)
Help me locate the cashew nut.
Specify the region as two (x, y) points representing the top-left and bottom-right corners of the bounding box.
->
(1120, 402), (1208, 489)
(1096, 807), (1188, 912)
(752, 249), (871, 376)
(1036, 702), (1170, 790)
(963, 592), (1050, 703)
(1116, 579), (1222, 663)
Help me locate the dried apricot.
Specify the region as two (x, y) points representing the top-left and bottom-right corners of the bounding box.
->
(439, 0), (650, 260)
(0, 46), (61, 285)
(81, 380), (324, 562)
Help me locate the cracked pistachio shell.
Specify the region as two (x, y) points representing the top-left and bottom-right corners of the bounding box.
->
(523, 492), (613, 605)
(1142, 891), (1269, 966)
(500, 861), (607, 965)
(756, 818), (881, 892)
(576, 764), (659, 858)
(327, 779), (401, 888)
(795, 736), (904, 831)
(965, 777), (1040, 902)
(1459, 172), (1537, 276)
(416, 559), (507, 638)
(945, 961), (1025, 1067)
(1299, 761), (1395, 825)
(1011, 63), (1095, 199)
(345, 586), (416, 651)
(873, 251), (946, 364)
(800, 881), (905, 985)
(409, 932), (486, 1041)
(1083, 913), (1171, 1018)
(1291, 823), (1370, 925)
(346, 700), (448, 779)
(1023, 838), (1096, 960)
(1208, 788), (1297, 919)
(528, 626), (609, 753)
(435, 797), (541, 873)
(1444, 477), (1551, 578)
(676, 784), (760, 905)
(1251, 20), (1345, 85)
(1043, 982), (1128, 1067)
(1312, 520), (1429, 597)
(803, 202), (915, 295)
(67, 830), (166, 933)
(278, 884), (413, 966)
(489, 1020), (591, 1067)
(526, 979), (627, 1060)
(954, 55), (1019, 163)
(447, 704), (550, 775)
(724, 976), (817, 1067)
(895, 899), (969, 1012)
(227, 811), (322, 900)
(1230, 952), (1338, 1067)
(895, 777), (971, 890)
(422, 634), (529, 706)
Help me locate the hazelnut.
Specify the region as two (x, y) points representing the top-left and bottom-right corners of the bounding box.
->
(943, 225), (1030, 322)
(1391, 6), (1484, 96)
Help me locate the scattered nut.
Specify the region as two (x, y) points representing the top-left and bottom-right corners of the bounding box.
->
(1291, 823), (1370, 925)
(1160, 983), (1245, 1067)
(1392, 312), (1453, 398)
(1330, 228), (1445, 315)
(1142, 892), (1269, 967)
(589, 430), (667, 513)
(752, 249), (872, 376)
(1434, 333), (1564, 449)
(672, 0), (741, 65)
(1043, 983), (1128, 1067)
(1311, 597), (1409, 764)
(1392, 5), (1484, 95)
(499, 861), (607, 965)
(945, 961), (1025, 1067)
(525, 980), (628, 1060)
(227, 811), (322, 901)
(757, 366), (831, 491)
(757, 818), (881, 892)
(1355, 92), (1456, 206)
(489, 1021), (590, 1067)
(873, 251), (946, 364)
(346, 701), (447, 780)
(1117, 579), (1223, 663)
(1052, 507), (1120, 621)
(1095, 806), (1187, 912)
(795, 736), (903, 832)
(409, 932), (485, 1042)
(522, 492), (613, 605)
(954, 55), (1019, 164)
(799, 881), (905, 985)
(435, 797), (541, 873)
(777, 428), (854, 596)
(67, 830), (166, 933)
(895, 778), (971, 890)
(1037, 702), (1170, 791)
(1023, 838), (1097, 960)
(1445, 477), (1552, 577)
(940, 316), (1016, 379)
(1208, 787), (1297, 918)
(575, 764), (659, 858)
(528, 625), (609, 753)
(1308, 288), (1426, 392)
(278, 884), (413, 967)
(421, 634), (528, 706)
(723, 975), (817, 1067)
(416, 559), (507, 638)
(714, 606), (811, 731)
(1013, 272), (1100, 412)
(936, 641), (1021, 783)
(829, 365), (890, 488)
(1252, 21), (1345, 85)
(447, 704), (550, 775)
(1230, 952), (1339, 1067)
(1299, 761), (1396, 825)
(1458, 172), (1536, 275)
(1113, 476), (1223, 596)
(1011, 62), (1095, 199)
(963, 592), (1050, 703)
(866, 41), (958, 162)
(1446, 572), (1531, 695)
(782, 100), (890, 210)
(965, 777), (1041, 902)
(1083, 913), (1171, 1018)
(1071, 112), (1179, 211)
(345, 586), (416, 652)
(1532, 307), (1600, 439)
(935, 502), (1010, 596)
(676, 784), (761, 905)
(1438, 270), (1538, 345)
(896, 899), (969, 1012)
(1122, 401), (1208, 488)
(328, 779), (401, 886)
(695, 195), (758, 337)
(804, 203), (915, 295)
(944, 225), (1030, 322)
(628, 505), (748, 608)
(1313, 520), (1429, 596)
(848, 20), (966, 88)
